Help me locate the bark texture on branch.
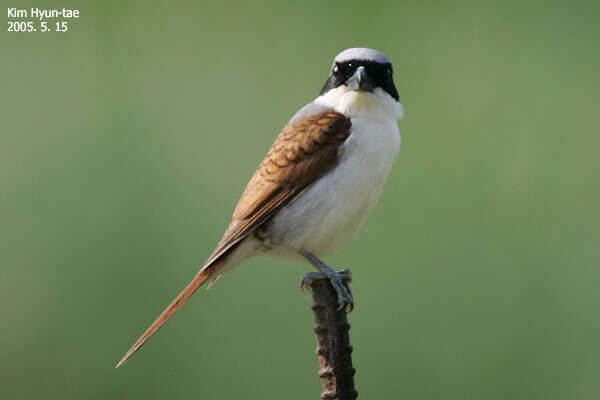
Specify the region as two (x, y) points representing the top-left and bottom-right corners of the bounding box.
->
(308, 277), (358, 400)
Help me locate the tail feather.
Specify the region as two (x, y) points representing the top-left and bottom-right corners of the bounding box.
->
(115, 258), (223, 368)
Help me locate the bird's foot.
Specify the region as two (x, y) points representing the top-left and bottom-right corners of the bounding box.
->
(299, 268), (353, 312)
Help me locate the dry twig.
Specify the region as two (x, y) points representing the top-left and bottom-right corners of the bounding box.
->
(307, 274), (358, 400)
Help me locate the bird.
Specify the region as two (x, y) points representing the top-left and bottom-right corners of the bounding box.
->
(116, 47), (404, 368)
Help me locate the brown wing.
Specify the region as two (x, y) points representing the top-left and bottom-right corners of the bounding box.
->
(202, 110), (352, 268)
(116, 111), (351, 368)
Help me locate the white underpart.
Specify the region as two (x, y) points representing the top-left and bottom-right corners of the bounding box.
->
(210, 85), (404, 282)
(268, 86), (404, 259)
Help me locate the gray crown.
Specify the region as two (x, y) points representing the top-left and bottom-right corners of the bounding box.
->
(334, 48), (391, 65)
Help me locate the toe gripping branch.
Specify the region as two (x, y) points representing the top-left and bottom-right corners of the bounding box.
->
(306, 273), (358, 400)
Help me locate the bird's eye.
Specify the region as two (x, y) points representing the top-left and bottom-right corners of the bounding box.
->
(332, 64), (339, 75)
(387, 67), (393, 75)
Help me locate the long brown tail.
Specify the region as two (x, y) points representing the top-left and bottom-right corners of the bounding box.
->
(115, 259), (223, 368)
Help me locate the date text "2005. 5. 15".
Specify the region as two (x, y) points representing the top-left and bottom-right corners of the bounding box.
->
(8, 21), (68, 32)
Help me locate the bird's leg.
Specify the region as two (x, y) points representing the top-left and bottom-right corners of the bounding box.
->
(299, 251), (354, 312)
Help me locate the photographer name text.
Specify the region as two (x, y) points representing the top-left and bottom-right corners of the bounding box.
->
(7, 8), (80, 32)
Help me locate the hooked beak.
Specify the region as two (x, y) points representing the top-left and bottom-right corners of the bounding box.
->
(345, 66), (374, 92)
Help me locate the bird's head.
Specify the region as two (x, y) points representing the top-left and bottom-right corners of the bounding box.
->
(318, 48), (403, 120)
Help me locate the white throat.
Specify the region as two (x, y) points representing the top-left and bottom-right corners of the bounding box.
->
(315, 86), (404, 122)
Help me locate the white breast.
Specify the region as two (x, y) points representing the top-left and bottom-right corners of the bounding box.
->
(268, 116), (401, 259)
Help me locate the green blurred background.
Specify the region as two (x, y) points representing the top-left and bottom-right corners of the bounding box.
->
(2, 1), (599, 399)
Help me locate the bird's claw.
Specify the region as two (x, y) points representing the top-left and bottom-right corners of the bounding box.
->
(299, 269), (354, 312)
(299, 272), (319, 296)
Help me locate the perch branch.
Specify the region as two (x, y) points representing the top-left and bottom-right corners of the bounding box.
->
(307, 274), (358, 400)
